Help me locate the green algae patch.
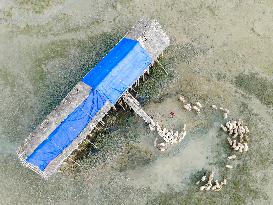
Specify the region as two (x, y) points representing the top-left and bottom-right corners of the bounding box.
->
(235, 73), (273, 107)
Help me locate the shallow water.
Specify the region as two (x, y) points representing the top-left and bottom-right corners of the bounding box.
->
(1, 0), (273, 204)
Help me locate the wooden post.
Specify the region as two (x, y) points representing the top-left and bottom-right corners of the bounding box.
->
(158, 61), (168, 75)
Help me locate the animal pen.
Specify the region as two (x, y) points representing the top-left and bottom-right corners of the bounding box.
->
(17, 19), (170, 178)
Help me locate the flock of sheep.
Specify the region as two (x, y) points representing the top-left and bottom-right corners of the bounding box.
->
(196, 116), (250, 191)
(152, 123), (187, 151)
(196, 171), (227, 191)
(150, 95), (250, 192)
(151, 96), (203, 151)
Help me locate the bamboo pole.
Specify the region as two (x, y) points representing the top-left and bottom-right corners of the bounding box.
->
(158, 61), (168, 75)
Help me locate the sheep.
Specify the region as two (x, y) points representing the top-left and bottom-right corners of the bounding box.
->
(149, 124), (155, 131)
(211, 105), (217, 109)
(157, 142), (167, 152)
(153, 138), (158, 147)
(200, 186), (206, 191)
(244, 143), (249, 152)
(214, 185), (223, 192)
(201, 175), (207, 182)
(239, 144), (244, 153)
(192, 105), (201, 113)
(195, 102), (202, 108)
(227, 137), (233, 146)
(237, 119), (243, 126)
(156, 122), (161, 131)
(215, 180), (221, 189)
(221, 124), (228, 132)
(183, 124), (187, 131)
(234, 145), (240, 151)
(232, 121), (238, 128)
(184, 104), (192, 111)
(205, 184), (212, 191)
(229, 128), (234, 135)
(211, 184), (218, 191)
(178, 131), (187, 142)
(159, 147), (166, 152)
(228, 155), (236, 160)
(178, 96), (186, 103)
(226, 121), (232, 130)
(233, 132), (238, 139)
(208, 172), (215, 185)
(226, 165), (233, 169)
(211, 180), (221, 191)
(222, 179), (227, 185)
(158, 142), (166, 147)
(196, 174), (207, 185)
(239, 135), (244, 143)
(162, 128), (168, 135)
(174, 131), (179, 138)
(245, 126), (250, 133)
(238, 126), (246, 135)
(232, 140), (237, 149)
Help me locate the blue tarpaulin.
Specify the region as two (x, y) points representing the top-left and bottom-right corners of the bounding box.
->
(82, 38), (152, 104)
(26, 90), (107, 170)
(26, 37), (153, 172)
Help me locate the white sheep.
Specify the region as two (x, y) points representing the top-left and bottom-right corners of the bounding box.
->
(211, 105), (217, 109)
(233, 132), (238, 139)
(226, 165), (233, 169)
(222, 179), (227, 185)
(239, 144), (244, 153)
(195, 102), (202, 108)
(208, 172), (215, 185)
(149, 124), (155, 131)
(228, 155), (236, 160)
(221, 124), (228, 132)
(226, 121), (232, 130)
(201, 175), (207, 182)
(245, 126), (250, 133)
(232, 140), (237, 149)
(234, 145), (240, 151)
(153, 138), (158, 147)
(179, 96), (186, 103)
(183, 124), (187, 131)
(192, 105), (201, 113)
(227, 137), (233, 146)
(184, 104), (192, 111)
(244, 143), (249, 152)
(205, 184), (212, 191)
(200, 186), (206, 191)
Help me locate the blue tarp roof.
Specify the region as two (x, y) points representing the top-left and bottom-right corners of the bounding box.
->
(26, 90), (107, 170)
(82, 38), (152, 104)
(26, 37), (153, 172)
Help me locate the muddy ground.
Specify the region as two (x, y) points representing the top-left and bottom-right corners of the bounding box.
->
(0, 0), (273, 204)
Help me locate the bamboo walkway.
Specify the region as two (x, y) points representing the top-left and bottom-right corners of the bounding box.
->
(123, 92), (155, 127)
